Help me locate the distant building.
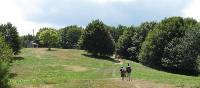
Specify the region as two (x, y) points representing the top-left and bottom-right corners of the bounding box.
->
(27, 41), (38, 48)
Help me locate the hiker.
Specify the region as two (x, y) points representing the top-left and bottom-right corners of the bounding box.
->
(126, 63), (132, 81)
(120, 66), (126, 81)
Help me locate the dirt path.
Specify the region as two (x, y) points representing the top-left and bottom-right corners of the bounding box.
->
(99, 78), (175, 88)
(113, 58), (124, 65)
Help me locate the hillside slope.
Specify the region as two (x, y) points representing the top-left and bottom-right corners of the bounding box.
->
(10, 48), (200, 88)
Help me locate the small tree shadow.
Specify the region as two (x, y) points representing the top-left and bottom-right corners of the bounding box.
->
(82, 54), (120, 63)
(9, 73), (18, 78)
(12, 56), (24, 61)
(161, 67), (200, 76)
(144, 64), (200, 76)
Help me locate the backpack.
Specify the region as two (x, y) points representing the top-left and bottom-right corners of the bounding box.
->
(126, 66), (131, 73)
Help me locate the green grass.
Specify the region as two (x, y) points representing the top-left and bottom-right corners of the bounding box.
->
(10, 48), (200, 88)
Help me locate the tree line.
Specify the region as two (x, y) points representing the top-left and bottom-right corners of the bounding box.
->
(21, 17), (200, 75)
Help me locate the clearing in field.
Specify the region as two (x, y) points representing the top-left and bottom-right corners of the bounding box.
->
(10, 48), (200, 88)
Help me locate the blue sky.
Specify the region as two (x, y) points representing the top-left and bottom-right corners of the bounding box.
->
(0, 0), (199, 35)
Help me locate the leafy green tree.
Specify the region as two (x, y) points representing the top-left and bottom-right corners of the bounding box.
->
(58, 27), (68, 48)
(139, 17), (185, 67)
(116, 22), (157, 61)
(162, 27), (200, 75)
(116, 27), (135, 59)
(137, 22), (157, 42)
(139, 17), (198, 69)
(59, 25), (82, 48)
(39, 28), (59, 50)
(0, 22), (20, 55)
(66, 26), (82, 48)
(0, 36), (13, 88)
(130, 22), (157, 60)
(110, 25), (126, 42)
(183, 18), (198, 28)
(35, 28), (50, 47)
(79, 20), (115, 56)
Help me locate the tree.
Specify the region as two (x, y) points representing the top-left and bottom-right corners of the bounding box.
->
(139, 17), (185, 67)
(116, 27), (135, 59)
(183, 18), (198, 28)
(39, 28), (59, 50)
(162, 27), (200, 75)
(110, 25), (126, 42)
(116, 22), (157, 61)
(35, 28), (50, 47)
(0, 36), (13, 88)
(139, 17), (198, 69)
(58, 27), (68, 48)
(66, 26), (82, 48)
(78, 20), (115, 56)
(130, 22), (157, 60)
(59, 25), (82, 48)
(0, 22), (20, 55)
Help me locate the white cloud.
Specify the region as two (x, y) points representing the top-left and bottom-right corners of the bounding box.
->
(183, 0), (200, 21)
(0, 0), (188, 35)
(0, 0), (55, 35)
(0, 0), (137, 36)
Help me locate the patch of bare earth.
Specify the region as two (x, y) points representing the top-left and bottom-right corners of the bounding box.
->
(100, 78), (175, 88)
(63, 65), (88, 72)
(53, 50), (75, 59)
(32, 48), (75, 59)
(114, 59), (123, 65)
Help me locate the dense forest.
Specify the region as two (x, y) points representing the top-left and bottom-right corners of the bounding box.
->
(1, 16), (200, 87)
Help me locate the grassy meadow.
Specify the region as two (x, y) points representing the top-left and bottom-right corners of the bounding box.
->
(10, 48), (200, 88)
